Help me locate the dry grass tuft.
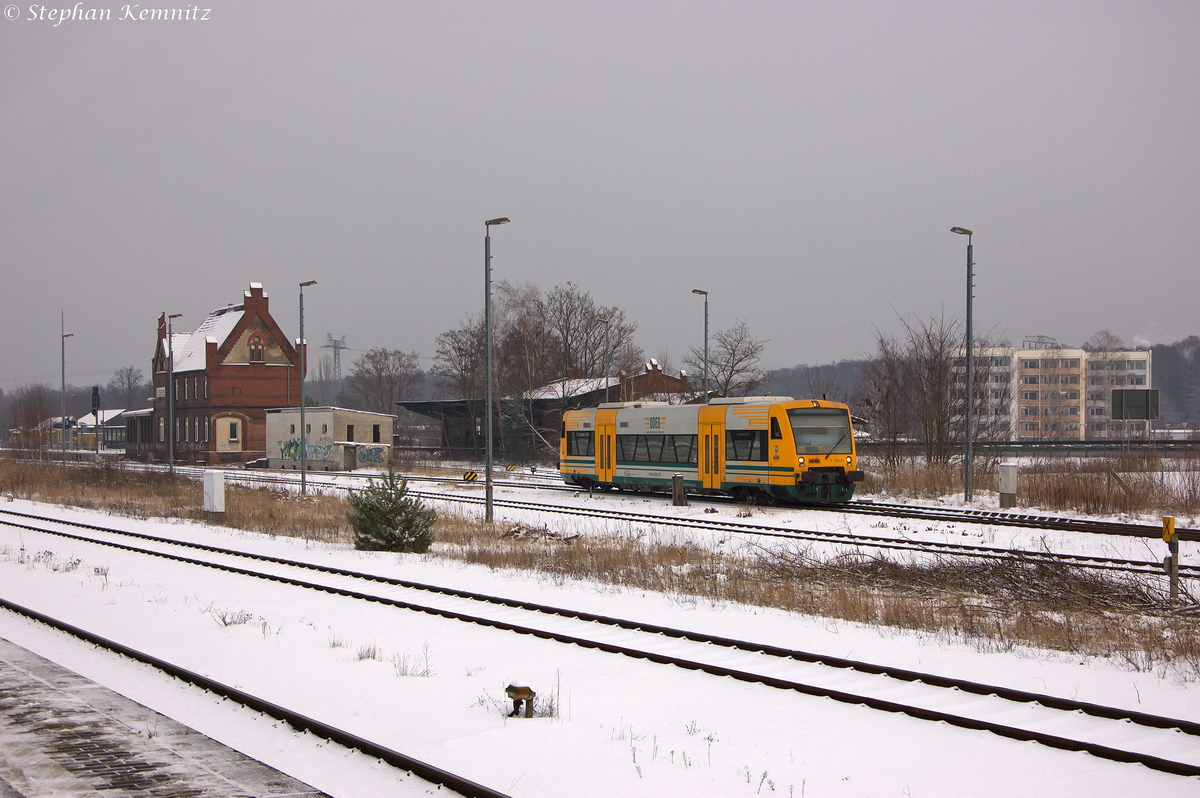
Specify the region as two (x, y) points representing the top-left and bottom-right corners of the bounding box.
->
(0, 459), (353, 543)
(861, 452), (1200, 518)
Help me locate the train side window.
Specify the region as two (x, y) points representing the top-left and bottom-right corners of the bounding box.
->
(675, 435), (698, 463)
(616, 435), (635, 461)
(770, 417), (783, 440)
(644, 436), (665, 461)
(566, 431), (594, 457)
(633, 436), (651, 461)
(726, 430), (767, 461)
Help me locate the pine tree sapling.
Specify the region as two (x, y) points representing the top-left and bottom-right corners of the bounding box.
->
(347, 467), (436, 552)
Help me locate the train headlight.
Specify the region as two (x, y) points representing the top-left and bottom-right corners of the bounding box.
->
(846, 456), (852, 464)
(798, 457), (805, 465)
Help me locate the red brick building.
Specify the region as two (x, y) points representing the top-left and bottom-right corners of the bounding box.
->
(126, 283), (304, 464)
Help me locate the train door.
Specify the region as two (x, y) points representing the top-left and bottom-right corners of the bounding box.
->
(698, 406), (725, 491)
(595, 408), (618, 485)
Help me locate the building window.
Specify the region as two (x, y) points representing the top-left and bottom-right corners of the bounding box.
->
(159, 418), (165, 442)
(1063, 359), (1079, 368)
(1067, 391), (1079, 400)
(229, 421), (239, 441)
(204, 377), (208, 398)
(1022, 376), (1039, 384)
(322, 424), (328, 434)
(204, 417), (209, 441)
(306, 424), (311, 434)
(1131, 360), (1146, 370)
(1023, 391), (1038, 400)
(1023, 407), (1038, 416)
(1063, 375), (1079, 384)
(346, 424), (355, 441)
(1042, 359), (1058, 369)
(372, 424), (381, 443)
(1068, 407), (1079, 415)
(1021, 360), (1039, 369)
(249, 335), (265, 363)
(290, 424), (295, 434)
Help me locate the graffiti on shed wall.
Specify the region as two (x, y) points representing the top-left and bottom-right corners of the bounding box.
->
(279, 439), (334, 462)
(358, 446), (386, 464)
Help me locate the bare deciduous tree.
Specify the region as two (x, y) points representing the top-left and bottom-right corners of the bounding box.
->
(684, 320), (768, 397)
(346, 348), (423, 414)
(106, 366), (148, 410)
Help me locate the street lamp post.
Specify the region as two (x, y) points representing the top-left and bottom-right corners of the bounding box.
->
(167, 313), (182, 474)
(691, 289), (709, 400)
(60, 312), (73, 465)
(484, 216), (510, 523)
(951, 227), (975, 502)
(299, 281), (317, 496)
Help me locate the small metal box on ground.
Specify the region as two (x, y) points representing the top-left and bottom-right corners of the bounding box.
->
(998, 462), (1018, 509)
(203, 470), (225, 513)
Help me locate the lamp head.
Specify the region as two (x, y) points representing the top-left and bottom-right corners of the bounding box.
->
(691, 288), (708, 296)
(300, 280), (317, 287)
(485, 217), (511, 226)
(168, 313), (183, 320)
(950, 227), (973, 236)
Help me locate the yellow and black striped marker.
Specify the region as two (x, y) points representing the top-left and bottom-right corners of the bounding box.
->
(463, 471), (478, 482)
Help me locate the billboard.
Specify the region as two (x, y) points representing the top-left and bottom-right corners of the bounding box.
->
(1111, 389), (1159, 421)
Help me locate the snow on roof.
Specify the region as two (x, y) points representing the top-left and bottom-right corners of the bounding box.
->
(523, 377), (620, 401)
(76, 409), (128, 426)
(170, 305), (245, 373)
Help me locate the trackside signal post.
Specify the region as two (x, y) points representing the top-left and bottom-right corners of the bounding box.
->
(1164, 516), (1179, 604)
(484, 217), (510, 524)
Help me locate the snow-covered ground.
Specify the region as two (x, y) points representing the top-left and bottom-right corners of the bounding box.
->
(1, 493), (1197, 797)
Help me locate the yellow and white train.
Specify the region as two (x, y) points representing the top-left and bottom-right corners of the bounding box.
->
(559, 397), (864, 503)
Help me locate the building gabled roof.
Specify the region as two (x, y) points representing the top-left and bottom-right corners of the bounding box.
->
(167, 305), (246, 373)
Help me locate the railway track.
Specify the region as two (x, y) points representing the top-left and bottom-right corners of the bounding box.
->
(3, 508), (1199, 778)
(0, 596), (511, 798)
(154, 470), (1198, 578)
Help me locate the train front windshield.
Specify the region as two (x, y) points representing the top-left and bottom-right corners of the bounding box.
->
(787, 407), (853, 455)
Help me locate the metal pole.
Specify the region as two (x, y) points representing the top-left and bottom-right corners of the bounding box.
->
(60, 312), (72, 465)
(299, 299), (305, 493)
(483, 217), (509, 525)
(703, 295), (709, 399)
(484, 228), (494, 523)
(965, 237), (974, 502)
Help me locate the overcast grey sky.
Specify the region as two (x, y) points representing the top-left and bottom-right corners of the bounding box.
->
(2, 1), (1196, 393)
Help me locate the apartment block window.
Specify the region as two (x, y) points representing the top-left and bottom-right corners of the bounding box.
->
(372, 424), (381, 443)
(1068, 407), (1079, 415)
(1089, 392), (1103, 401)
(1133, 376), (1145, 385)
(1022, 376), (1039, 384)
(1090, 377), (1102, 385)
(1023, 407), (1038, 416)
(1063, 359), (1079, 368)
(1043, 359), (1058, 368)
(1023, 391), (1038, 400)
(346, 424), (355, 440)
(1021, 360), (1039, 369)
(1067, 391), (1079, 400)
(1131, 360), (1146, 370)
